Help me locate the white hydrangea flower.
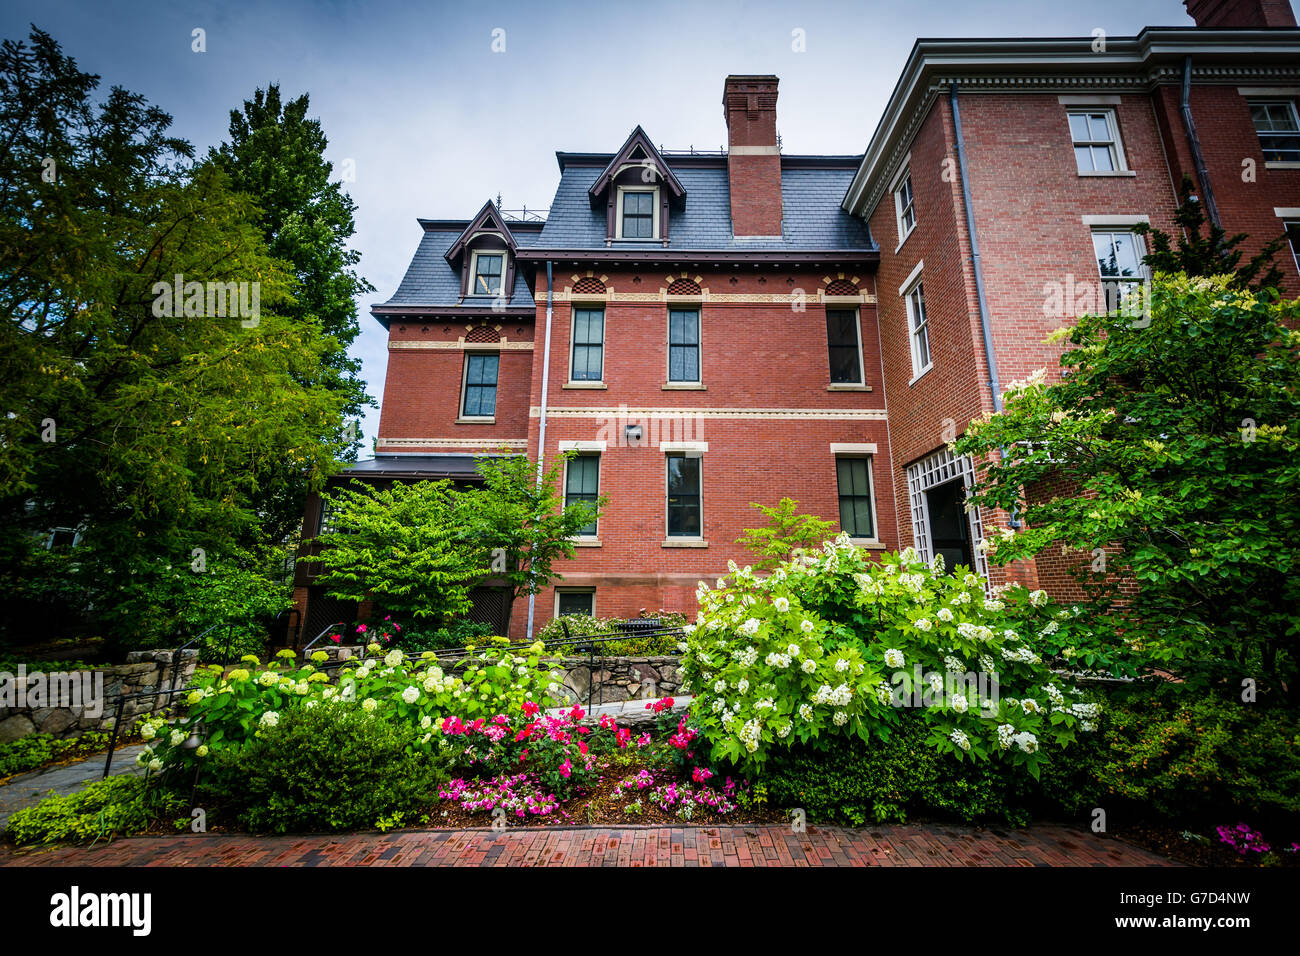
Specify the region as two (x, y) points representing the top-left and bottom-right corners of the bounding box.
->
(169, 729), (185, 747)
(736, 678), (749, 694)
(800, 658), (817, 674)
(798, 703), (813, 720)
(1028, 589), (1048, 607)
(996, 723), (1016, 750)
(951, 693), (969, 714)
(765, 652), (791, 669)
(944, 655), (964, 674)
(362, 698), (378, 713)
(800, 619), (814, 633)
(834, 657), (850, 672)
(832, 710), (849, 726)
(401, 686), (420, 705)
(259, 711), (280, 728)
(787, 644), (800, 657)
(774, 597), (790, 613)
(883, 648), (905, 668)
(1013, 731), (1039, 753)
(915, 618), (933, 632)
(937, 607), (954, 622)
(950, 729), (971, 751)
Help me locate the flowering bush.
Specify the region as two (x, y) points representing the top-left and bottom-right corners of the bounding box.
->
(680, 535), (1098, 774)
(147, 639), (564, 768)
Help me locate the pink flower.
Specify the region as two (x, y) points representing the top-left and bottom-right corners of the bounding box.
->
(523, 701), (539, 718)
(559, 759), (572, 779)
(356, 624), (368, 633)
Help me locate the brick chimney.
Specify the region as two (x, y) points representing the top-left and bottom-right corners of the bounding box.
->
(1184, 0), (1297, 27)
(722, 75), (783, 238)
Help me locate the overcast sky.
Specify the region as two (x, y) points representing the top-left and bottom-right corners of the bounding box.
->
(3, 0), (1201, 454)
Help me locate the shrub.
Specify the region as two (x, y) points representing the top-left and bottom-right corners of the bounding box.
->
(1092, 687), (1300, 823)
(763, 714), (1100, 826)
(0, 731), (112, 779)
(197, 702), (449, 834)
(5, 775), (186, 846)
(147, 639), (564, 767)
(401, 618), (495, 652)
(682, 537), (1099, 773)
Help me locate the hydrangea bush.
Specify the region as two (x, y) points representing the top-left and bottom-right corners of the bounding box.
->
(680, 535), (1099, 775)
(144, 639), (564, 769)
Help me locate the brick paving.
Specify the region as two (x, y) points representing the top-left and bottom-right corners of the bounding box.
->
(0, 823), (1176, 867)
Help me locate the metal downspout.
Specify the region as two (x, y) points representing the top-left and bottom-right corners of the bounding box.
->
(1181, 55), (1223, 231)
(950, 83), (1019, 532)
(525, 260), (554, 641)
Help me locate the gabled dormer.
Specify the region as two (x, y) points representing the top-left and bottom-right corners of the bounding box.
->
(445, 200), (520, 302)
(588, 126), (686, 245)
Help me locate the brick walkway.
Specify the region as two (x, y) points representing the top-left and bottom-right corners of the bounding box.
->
(0, 823), (1175, 867)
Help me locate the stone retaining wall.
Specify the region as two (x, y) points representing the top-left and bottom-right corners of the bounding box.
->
(0, 650), (198, 743)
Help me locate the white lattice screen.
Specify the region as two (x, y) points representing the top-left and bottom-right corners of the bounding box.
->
(905, 447), (990, 583)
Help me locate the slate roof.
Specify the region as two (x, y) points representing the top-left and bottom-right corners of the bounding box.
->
(335, 454), (490, 480)
(374, 154), (876, 319)
(376, 220), (539, 311)
(537, 158), (875, 252)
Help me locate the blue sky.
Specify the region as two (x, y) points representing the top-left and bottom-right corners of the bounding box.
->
(2, 0), (1200, 454)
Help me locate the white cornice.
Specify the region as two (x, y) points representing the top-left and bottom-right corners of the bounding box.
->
(842, 28), (1300, 222)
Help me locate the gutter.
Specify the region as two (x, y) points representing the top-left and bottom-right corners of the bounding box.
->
(1179, 55), (1223, 231)
(526, 260), (554, 641)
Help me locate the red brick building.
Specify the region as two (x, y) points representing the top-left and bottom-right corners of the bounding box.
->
(293, 1), (1300, 642)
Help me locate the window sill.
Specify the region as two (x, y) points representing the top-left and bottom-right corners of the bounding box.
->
(850, 538), (887, 550)
(908, 364), (933, 387)
(456, 417), (496, 424)
(571, 538), (602, 548)
(662, 382), (706, 390)
(1265, 161), (1300, 169)
(662, 538), (708, 548)
(562, 382), (608, 389)
(827, 383), (872, 392)
(894, 224), (915, 254)
(1076, 169), (1136, 177)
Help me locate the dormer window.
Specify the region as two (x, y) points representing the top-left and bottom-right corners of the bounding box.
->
(618, 188), (657, 239)
(470, 251), (506, 296)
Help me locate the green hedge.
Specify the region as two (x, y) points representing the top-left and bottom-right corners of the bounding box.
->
(537, 611), (687, 656)
(762, 716), (1086, 826)
(196, 702), (449, 834)
(0, 731), (114, 779)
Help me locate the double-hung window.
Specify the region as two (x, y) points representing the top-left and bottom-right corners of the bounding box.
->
(836, 457), (876, 541)
(1068, 110), (1124, 173)
(564, 455), (600, 537)
(1091, 230), (1146, 312)
(894, 170), (916, 243)
(461, 353), (498, 418)
(621, 190), (655, 238)
(826, 309), (863, 384)
(470, 252), (505, 296)
(1250, 101), (1300, 163)
(905, 280), (931, 380)
(571, 308), (604, 381)
(556, 589), (595, 617)
(668, 308), (700, 383)
(666, 453), (701, 538)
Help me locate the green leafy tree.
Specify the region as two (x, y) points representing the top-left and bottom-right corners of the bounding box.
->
(307, 455), (602, 626)
(737, 498), (835, 570)
(461, 453), (604, 608)
(956, 273), (1300, 701)
(306, 479), (489, 621)
(209, 83), (374, 540)
(0, 28), (350, 651)
(1132, 174), (1287, 292)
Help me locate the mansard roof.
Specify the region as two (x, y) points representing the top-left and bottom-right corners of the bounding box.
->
(444, 199), (520, 264)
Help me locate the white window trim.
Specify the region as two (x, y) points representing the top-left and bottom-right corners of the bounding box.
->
(1274, 207), (1300, 218)
(1089, 227), (1150, 281)
(558, 440), (608, 452)
(467, 249), (508, 298)
(615, 185), (660, 240)
(1248, 99), (1300, 165)
(1283, 219), (1300, 275)
(554, 587), (596, 619)
(825, 305), (866, 387)
(905, 448), (990, 588)
(568, 304), (606, 386)
(666, 305), (703, 385)
(1067, 108), (1128, 174)
(892, 166), (916, 250)
(457, 351), (497, 422)
(1081, 214), (1149, 226)
(664, 449), (705, 543)
(833, 452), (882, 546)
(562, 452), (601, 540)
(900, 266), (932, 384)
